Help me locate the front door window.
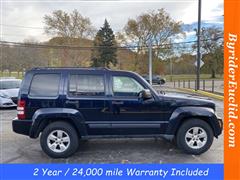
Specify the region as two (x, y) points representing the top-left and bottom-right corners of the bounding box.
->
(112, 76), (144, 97)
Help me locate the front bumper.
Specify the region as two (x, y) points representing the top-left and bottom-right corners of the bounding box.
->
(215, 114), (223, 137)
(12, 118), (32, 136)
(217, 117), (223, 131)
(0, 97), (17, 108)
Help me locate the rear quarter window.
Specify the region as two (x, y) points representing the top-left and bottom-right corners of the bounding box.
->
(29, 74), (60, 97)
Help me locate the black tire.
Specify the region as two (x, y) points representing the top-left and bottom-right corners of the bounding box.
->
(40, 121), (79, 158)
(176, 119), (214, 155)
(160, 79), (165, 85)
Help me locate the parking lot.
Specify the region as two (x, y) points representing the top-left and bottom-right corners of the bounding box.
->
(0, 88), (223, 164)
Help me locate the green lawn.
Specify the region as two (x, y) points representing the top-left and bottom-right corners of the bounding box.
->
(165, 74), (223, 81)
(0, 71), (24, 79)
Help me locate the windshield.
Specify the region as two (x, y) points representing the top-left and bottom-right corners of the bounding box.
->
(0, 80), (21, 89)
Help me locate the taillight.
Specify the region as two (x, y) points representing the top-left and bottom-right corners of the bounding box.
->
(17, 100), (26, 120)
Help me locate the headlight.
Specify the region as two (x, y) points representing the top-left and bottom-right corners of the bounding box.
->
(0, 94), (10, 98)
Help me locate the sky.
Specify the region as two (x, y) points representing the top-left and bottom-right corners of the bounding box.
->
(0, 0), (223, 42)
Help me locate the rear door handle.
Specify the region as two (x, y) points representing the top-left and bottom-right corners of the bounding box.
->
(66, 100), (78, 104)
(112, 101), (124, 105)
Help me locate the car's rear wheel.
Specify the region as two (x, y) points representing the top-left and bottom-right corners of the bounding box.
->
(40, 121), (79, 158)
(176, 119), (213, 155)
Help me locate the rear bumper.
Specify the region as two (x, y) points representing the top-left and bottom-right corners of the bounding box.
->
(12, 118), (32, 136)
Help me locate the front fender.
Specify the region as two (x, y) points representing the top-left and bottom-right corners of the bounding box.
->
(165, 107), (222, 137)
(29, 108), (86, 138)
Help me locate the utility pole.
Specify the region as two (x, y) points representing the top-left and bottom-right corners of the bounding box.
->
(149, 41), (153, 85)
(170, 58), (173, 82)
(196, 0), (202, 90)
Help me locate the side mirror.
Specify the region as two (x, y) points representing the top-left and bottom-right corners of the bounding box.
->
(139, 89), (152, 100)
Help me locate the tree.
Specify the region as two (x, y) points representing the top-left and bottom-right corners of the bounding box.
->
(91, 19), (117, 68)
(193, 27), (223, 78)
(117, 8), (183, 72)
(47, 37), (93, 67)
(44, 9), (96, 39)
(0, 38), (48, 74)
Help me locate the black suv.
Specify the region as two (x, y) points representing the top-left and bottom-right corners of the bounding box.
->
(12, 67), (222, 158)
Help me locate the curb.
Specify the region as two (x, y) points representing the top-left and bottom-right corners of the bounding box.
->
(177, 88), (224, 101)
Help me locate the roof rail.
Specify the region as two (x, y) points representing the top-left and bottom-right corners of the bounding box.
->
(31, 67), (110, 71)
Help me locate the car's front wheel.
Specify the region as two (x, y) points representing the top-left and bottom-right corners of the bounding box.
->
(159, 79), (165, 85)
(176, 119), (214, 155)
(40, 121), (79, 158)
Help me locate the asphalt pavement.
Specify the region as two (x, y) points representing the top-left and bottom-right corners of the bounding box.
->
(0, 88), (223, 164)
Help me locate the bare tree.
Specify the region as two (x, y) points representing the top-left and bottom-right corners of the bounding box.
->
(44, 9), (96, 39)
(117, 8), (183, 73)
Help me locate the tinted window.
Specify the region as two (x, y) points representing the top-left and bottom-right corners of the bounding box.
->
(113, 76), (144, 96)
(0, 80), (21, 89)
(69, 75), (105, 96)
(29, 74), (60, 97)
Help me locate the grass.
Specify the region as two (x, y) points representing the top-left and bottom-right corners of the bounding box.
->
(165, 74), (223, 81)
(0, 72), (24, 79)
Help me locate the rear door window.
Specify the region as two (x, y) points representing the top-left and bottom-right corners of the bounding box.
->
(29, 74), (60, 97)
(68, 74), (105, 96)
